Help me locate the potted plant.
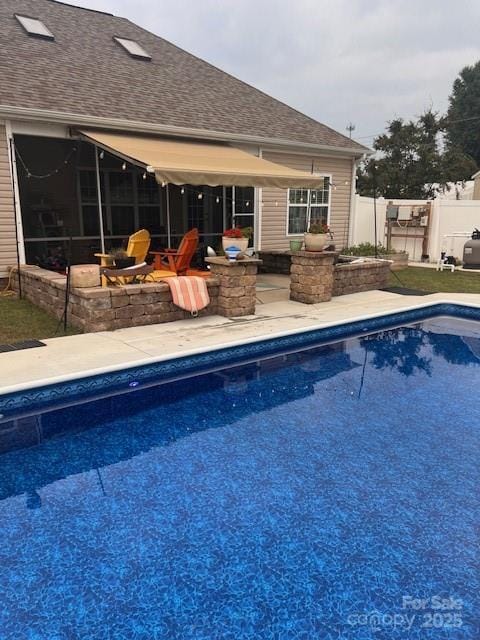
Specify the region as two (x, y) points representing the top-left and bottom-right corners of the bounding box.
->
(222, 227), (249, 252)
(304, 222), (331, 252)
(109, 247), (135, 269)
(289, 239), (303, 251)
(241, 226), (254, 245)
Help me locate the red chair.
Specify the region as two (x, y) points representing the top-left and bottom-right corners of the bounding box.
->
(149, 228), (199, 279)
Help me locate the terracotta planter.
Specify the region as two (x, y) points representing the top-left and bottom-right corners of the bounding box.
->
(304, 233), (328, 252)
(222, 236), (249, 252)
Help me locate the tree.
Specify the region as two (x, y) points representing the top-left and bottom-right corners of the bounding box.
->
(357, 110), (476, 199)
(446, 61), (480, 166)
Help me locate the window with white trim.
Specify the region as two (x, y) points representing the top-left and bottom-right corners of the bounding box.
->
(287, 178), (330, 235)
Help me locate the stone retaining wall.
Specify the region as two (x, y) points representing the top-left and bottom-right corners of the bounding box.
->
(12, 259), (262, 332)
(257, 251), (291, 275)
(259, 251), (391, 298)
(11, 254), (388, 332)
(12, 266), (220, 332)
(333, 260), (391, 296)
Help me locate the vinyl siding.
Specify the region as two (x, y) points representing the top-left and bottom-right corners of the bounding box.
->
(260, 152), (353, 251)
(0, 123), (16, 278)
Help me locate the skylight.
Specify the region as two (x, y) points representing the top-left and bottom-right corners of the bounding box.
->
(114, 37), (151, 60)
(15, 14), (54, 40)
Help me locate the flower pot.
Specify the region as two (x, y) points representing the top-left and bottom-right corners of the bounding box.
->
(289, 239), (303, 251)
(304, 233), (328, 252)
(222, 236), (248, 252)
(114, 257), (136, 269)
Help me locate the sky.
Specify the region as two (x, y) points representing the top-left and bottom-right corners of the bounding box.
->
(65, 0), (480, 147)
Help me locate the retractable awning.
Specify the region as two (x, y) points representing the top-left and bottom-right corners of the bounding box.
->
(79, 130), (324, 188)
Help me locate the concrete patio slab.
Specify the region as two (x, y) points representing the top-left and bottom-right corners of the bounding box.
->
(0, 290), (479, 394)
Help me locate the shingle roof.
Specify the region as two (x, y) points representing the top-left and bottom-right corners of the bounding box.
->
(0, 0), (367, 153)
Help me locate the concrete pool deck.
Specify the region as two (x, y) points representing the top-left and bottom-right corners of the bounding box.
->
(0, 289), (479, 395)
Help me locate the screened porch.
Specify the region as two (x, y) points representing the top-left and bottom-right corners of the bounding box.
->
(15, 135), (256, 269)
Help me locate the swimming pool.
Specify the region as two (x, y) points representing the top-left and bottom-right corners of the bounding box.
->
(0, 307), (479, 639)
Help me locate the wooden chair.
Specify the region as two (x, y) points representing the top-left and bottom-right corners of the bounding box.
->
(95, 229), (151, 267)
(149, 228), (199, 279)
(95, 229), (151, 286)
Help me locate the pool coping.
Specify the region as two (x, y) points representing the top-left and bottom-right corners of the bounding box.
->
(1, 297), (479, 416)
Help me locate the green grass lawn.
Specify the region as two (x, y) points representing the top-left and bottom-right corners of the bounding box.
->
(0, 296), (80, 344)
(389, 267), (480, 293)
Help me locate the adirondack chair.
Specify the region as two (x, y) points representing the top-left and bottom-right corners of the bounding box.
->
(95, 229), (151, 286)
(149, 228), (200, 279)
(95, 229), (151, 267)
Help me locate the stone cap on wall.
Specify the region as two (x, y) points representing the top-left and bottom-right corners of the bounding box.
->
(335, 258), (392, 271)
(287, 250), (339, 258)
(205, 257), (262, 267)
(12, 265), (220, 298)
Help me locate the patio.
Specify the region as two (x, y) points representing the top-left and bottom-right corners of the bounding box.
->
(1, 289), (479, 394)
(10, 247), (393, 332)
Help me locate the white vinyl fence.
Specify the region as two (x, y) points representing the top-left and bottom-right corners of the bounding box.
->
(349, 195), (480, 262)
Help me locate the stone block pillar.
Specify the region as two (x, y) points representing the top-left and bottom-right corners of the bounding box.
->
(289, 250), (338, 304)
(205, 257), (261, 317)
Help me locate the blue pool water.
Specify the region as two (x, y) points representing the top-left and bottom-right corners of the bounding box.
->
(0, 315), (479, 639)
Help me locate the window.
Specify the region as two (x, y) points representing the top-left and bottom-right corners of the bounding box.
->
(79, 170), (99, 203)
(15, 15), (54, 40)
(187, 188), (205, 233)
(137, 173), (164, 234)
(111, 206), (135, 235)
(232, 186), (255, 242)
(113, 37), (151, 60)
(79, 171), (104, 236)
(109, 171), (133, 204)
(287, 178), (330, 235)
(109, 172), (135, 235)
(81, 205), (101, 236)
(78, 168), (164, 238)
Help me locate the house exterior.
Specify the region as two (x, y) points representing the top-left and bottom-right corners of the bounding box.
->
(0, 0), (368, 277)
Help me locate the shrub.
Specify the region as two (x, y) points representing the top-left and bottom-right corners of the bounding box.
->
(343, 242), (401, 256)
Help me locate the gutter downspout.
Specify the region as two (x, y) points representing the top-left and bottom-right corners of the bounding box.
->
(256, 147), (262, 251)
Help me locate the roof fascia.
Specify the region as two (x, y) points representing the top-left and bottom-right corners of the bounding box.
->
(0, 105), (370, 158)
